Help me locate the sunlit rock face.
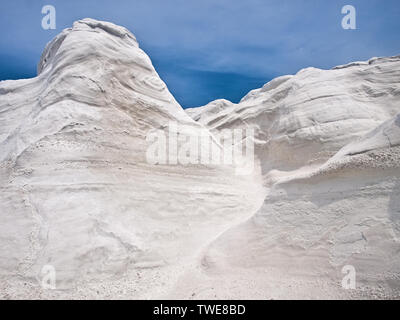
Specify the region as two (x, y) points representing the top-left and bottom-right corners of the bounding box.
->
(0, 19), (263, 298)
(0, 19), (399, 299)
(186, 58), (400, 175)
(185, 56), (400, 300)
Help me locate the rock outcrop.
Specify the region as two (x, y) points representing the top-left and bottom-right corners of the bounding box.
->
(0, 19), (399, 299)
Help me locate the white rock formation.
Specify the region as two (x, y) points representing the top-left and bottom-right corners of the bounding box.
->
(184, 56), (400, 299)
(0, 19), (399, 299)
(0, 19), (263, 298)
(186, 57), (400, 175)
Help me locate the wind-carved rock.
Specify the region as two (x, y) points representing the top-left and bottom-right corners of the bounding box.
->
(0, 19), (399, 299)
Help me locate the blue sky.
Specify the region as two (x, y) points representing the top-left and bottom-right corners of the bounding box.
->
(0, 0), (399, 108)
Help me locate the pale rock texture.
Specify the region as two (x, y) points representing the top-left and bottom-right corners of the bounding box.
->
(0, 19), (399, 299)
(184, 57), (400, 299)
(0, 19), (263, 298)
(186, 58), (400, 175)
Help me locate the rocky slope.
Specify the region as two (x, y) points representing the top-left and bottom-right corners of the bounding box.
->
(0, 19), (399, 299)
(184, 57), (400, 299)
(186, 57), (400, 176)
(0, 19), (263, 298)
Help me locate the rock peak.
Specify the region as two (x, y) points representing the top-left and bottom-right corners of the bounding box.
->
(38, 18), (138, 75)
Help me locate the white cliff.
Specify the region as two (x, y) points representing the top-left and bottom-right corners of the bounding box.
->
(0, 19), (399, 299)
(0, 19), (263, 298)
(184, 56), (400, 299)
